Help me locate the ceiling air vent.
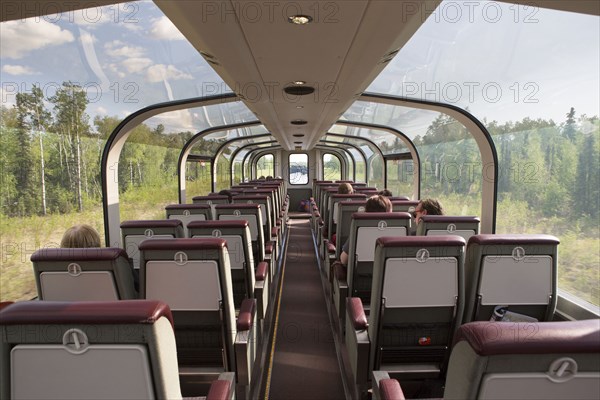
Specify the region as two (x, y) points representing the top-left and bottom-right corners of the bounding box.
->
(291, 120), (307, 125)
(293, 134), (304, 137)
(380, 49), (400, 64)
(284, 86), (315, 96)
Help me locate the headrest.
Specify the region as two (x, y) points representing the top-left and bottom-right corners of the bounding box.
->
(165, 204), (211, 210)
(468, 234), (560, 246)
(454, 320), (600, 356)
(377, 235), (466, 248)
(352, 212), (412, 220)
(331, 194), (367, 199)
(215, 204), (261, 210)
(421, 215), (480, 223)
(138, 238), (227, 251)
(120, 220), (182, 229)
(0, 300), (174, 328)
(187, 220), (249, 229)
(232, 195), (270, 201)
(31, 247), (129, 262)
(192, 195), (229, 201)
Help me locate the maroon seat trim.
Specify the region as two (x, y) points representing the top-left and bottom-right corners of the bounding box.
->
(265, 241), (274, 255)
(187, 220), (248, 229)
(205, 379), (231, 400)
(330, 194), (368, 199)
(236, 299), (256, 331)
(454, 320), (600, 356)
(347, 297), (368, 330)
(215, 204), (261, 210)
(31, 247), (129, 262)
(421, 215), (480, 223)
(0, 300), (174, 328)
(327, 242), (336, 254)
(232, 195), (269, 201)
(468, 234), (560, 246)
(192, 195), (229, 201)
(139, 238), (227, 251)
(334, 262), (347, 281)
(120, 219), (182, 229)
(255, 261), (268, 281)
(390, 196), (411, 201)
(0, 302), (13, 311)
(271, 226), (280, 238)
(351, 212), (412, 220)
(390, 200), (419, 207)
(380, 379), (405, 400)
(165, 204), (211, 210)
(377, 236), (466, 247)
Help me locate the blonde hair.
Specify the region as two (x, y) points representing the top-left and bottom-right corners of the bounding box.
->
(61, 224), (101, 248)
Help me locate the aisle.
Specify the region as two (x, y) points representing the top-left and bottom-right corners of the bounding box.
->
(265, 219), (345, 399)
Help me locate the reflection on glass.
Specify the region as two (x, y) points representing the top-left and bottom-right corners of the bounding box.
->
(289, 153), (308, 185)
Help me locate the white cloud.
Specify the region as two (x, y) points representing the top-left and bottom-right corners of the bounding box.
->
(96, 106), (108, 115)
(80, 31), (97, 46)
(146, 64), (193, 83)
(107, 63), (126, 78)
(0, 19), (74, 59)
(149, 16), (185, 41)
(72, 6), (117, 28)
(104, 43), (146, 58)
(2, 65), (38, 75)
(152, 109), (194, 132)
(122, 57), (153, 73)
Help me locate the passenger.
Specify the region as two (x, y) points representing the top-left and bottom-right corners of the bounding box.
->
(340, 195), (392, 265)
(337, 182), (353, 194)
(329, 182), (354, 244)
(258, 176), (266, 180)
(413, 198), (444, 225)
(378, 188), (393, 197)
(218, 189), (233, 202)
(60, 224), (101, 248)
(266, 175), (273, 181)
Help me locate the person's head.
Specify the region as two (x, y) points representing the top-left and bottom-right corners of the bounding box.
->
(266, 176), (273, 181)
(258, 176), (266, 180)
(338, 182), (354, 194)
(378, 189), (393, 197)
(61, 224), (101, 248)
(218, 189), (233, 202)
(413, 198), (444, 224)
(365, 195), (393, 213)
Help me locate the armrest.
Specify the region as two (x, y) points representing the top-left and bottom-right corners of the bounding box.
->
(203, 372), (235, 400)
(379, 379), (405, 400)
(271, 226), (280, 238)
(265, 241), (274, 255)
(236, 298), (256, 331)
(255, 261), (268, 281)
(347, 297), (368, 330)
(333, 261), (347, 282)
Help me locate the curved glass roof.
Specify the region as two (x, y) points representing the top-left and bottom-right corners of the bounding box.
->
(330, 123), (409, 155)
(368, 0), (599, 127)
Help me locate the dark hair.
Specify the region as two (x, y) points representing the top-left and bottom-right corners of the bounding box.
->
(338, 182), (354, 194)
(218, 189), (233, 202)
(365, 195), (392, 212)
(419, 198), (444, 215)
(378, 189), (393, 197)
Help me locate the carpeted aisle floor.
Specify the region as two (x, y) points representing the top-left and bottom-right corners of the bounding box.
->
(265, 219), (345, 400)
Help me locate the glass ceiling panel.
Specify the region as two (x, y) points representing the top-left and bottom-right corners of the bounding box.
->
(220, 136), (275, 161)
(368, 0), (599, 128)
(331, 124), (408, 155)
(1, 1), (231, 125)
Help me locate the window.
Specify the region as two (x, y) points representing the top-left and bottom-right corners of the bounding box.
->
(289, 153), (308, 185)
(256, 154), (274, 178)
(323, 153), (341, 181)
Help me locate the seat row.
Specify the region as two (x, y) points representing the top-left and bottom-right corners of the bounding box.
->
(0, 299), (237, 399)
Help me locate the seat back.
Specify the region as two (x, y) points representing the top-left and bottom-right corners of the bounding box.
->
(336, 200), (368, 258)
(0, 300), (181, 400)
(120, 220), (184, 270)
(31, 247), (137, 300)
(444, 319), (600, 400)
(232, 195), (272, 243)
(463, 234), (560, 323)
(417, 215), (480, 241)
(327, 194), (367, 241)
(165, 204), (212, 236)
(188, 220), (255, 310)
(215, 204), (265, 262)
(347, 212), (412, 304)
(139, 238), (237, 373)
(192, 195), (230, 219)
(367, 236), (466, 381)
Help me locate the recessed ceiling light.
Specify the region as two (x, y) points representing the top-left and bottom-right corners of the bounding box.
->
(284, 86), (315, 96)
(291, 120), (307, 125)
(296, 105), (304, 109)
(294, 141), (303, 144)
(288, 15), (312, 25)
(292, 81), (306, 85)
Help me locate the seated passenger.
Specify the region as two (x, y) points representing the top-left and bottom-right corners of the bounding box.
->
(218, 189), (233, 202)
(338, 182), (354, 195)
(413, 198), (444, 225)
(340, 195), (392, 265)
(60, 224), (101, 248)
(378, 188), (393, 197)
